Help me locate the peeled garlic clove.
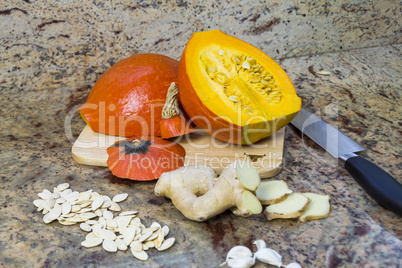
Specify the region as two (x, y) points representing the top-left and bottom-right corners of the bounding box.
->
(284, 263), (302, 268)
(253, 239), (266, 251)
(226, 256), (255, 268)
(226, 246), (253, 260)
(254, 247), (283, 267)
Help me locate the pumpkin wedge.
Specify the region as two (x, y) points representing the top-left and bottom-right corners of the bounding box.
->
(178, 30), (301, 144)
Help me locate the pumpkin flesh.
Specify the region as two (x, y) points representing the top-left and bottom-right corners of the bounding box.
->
(178, 30), (301, 144)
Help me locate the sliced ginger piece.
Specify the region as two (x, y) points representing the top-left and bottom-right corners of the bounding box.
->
(236, 161), (261, 191)
(264, 193), (310, 220)
(255, 180), (292, 205)
(299, 193), (331, 223)
(232, 190), (263, 217)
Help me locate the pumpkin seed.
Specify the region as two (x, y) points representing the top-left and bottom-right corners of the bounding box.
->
(38, 189), (53, 200)
(130, 241), (143, 252)
(45, 205), (62, 223)
(102, 239), (117, 252)
(112, 193), (128, 203)
(131, 249), (148, 261)
(116, 238), (127, 251)
(157, 237), (175, 251)
(119, 211), (137, 216)
(102, 210), (114, 220)
(81, 238), (103, 248)
(91, 196), (104, 211)
(62, 202), (72, 215)
(80, 222), (92, 232)
(57, 183), (70, 192)
(33, 199), (44, 207)
(85, 232), (98, 240)
(94, 228), (116, 241)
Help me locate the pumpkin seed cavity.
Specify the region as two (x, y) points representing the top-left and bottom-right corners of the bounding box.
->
(200, 47), (282, 115)
(34, 183), (175, 261)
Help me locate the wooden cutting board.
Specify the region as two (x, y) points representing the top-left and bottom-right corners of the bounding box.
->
(71, 125), (285, 178)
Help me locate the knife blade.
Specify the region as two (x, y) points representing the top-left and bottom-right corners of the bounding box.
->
(291, 107), (402, 216)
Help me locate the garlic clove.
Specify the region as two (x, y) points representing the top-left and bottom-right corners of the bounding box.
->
(226, 246), (253, 260)
(284, 263), (302, 268)
(254, 247), (283, 267)
(226, 256), (255, 268)
(253, 239), (266, 251)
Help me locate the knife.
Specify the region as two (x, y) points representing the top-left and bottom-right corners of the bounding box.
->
(290, 107), (402, 216)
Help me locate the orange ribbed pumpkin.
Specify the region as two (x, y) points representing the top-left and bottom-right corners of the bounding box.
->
(79, 53), (185, 137)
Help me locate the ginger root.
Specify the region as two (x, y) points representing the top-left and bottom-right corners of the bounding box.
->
(154, 161), (262, 222)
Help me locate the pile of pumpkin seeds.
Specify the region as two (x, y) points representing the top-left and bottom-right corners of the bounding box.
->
(33, 183), (175, 261)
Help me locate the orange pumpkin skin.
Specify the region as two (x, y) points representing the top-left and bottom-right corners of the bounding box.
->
(106, 137), (185, 181)
(79, 53), (179, 137)
(178, 30), (301, 145)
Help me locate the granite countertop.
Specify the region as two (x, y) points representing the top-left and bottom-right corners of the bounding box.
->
(1, 44), (401, 267)
(1, 1), (401, 267)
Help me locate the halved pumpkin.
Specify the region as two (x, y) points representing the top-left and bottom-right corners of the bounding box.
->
(178, 30), (301, 144)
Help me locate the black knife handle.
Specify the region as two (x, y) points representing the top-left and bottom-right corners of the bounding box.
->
(345, 156), (402, 216)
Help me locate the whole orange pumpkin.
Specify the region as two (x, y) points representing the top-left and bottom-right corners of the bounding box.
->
(79, 53), (180, 137)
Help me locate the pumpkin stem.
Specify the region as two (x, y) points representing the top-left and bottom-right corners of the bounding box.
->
(162, 82), (180, 119)
(132, 139), (141, 146)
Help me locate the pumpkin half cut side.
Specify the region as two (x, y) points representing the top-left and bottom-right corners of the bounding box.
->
(106, 137), (186, 181)
(178, 30), (301, 145)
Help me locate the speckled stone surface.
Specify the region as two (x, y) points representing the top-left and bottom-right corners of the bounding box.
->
(1, 0), (402, 267)
(1, 43), (401, 267)
(1, 0), (401, 93)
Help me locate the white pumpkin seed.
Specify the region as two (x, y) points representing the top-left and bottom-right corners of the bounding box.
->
(62, 202), (72, 215)
(102, 195), (111, 201)
(149, 222), (161, 229)
(81, 238), (103, 248)
(162, 225), (169, 237)
(131, 249), (148, 261)
(81, 212), (97, 219)
(80, 201), (92, 208)
(80, 223), (92, 232)
(56, 197), (66, 204)
(114, 216), (133, 232)
(116, 239), (128, 251)
(33, 199), (44, 208)
(71, 205), (81, 212)
(144, 241), (155, 248)
(94, 228), (116, 241)
(122, 227), (136, 245)
(94, 209), (103, 217)
(106, 219), (118, 230)
(101, 200), (112, 209)
(38, 189), (54, 200)
(102, 210), (114, 220)
(119, 211), (137, 216)
(142, 244), (149, 251)
(108, 202), (121, 212)
(52, 192), (61, 199)
(157, 237), (175, 251)
(43, 198), (56, 211)
(59, 219), (76, 225)
(85, 232), (98, 240)
(112, 193), (128, 203)
(138, 232), (153, 243)
(45, 205), (62, 223)
(60, 189), (72, 198)
(91, 196), (104, 211)
(86, 220), (98, 225)
(102, 239), (117, 252)
(57, 183), (70, 192)
(130, 241), (143, 252)
(65, 191), (79, 202)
